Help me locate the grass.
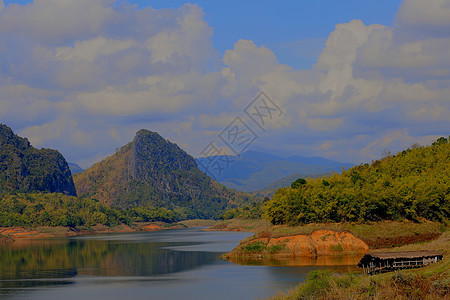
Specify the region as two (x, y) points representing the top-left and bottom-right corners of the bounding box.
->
(270, 267), (449, 300)
(177, 219), (219, 228)
(330, 243), (344, 252)
(269, 244), (285, 253)
(245, 241), (267, 253)
(206, 218), (271, 232)
(269, 231), (450, 300)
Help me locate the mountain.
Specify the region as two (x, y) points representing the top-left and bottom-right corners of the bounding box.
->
(196, 150), (353, 192)
(73, 129), (253, 218)
(68, 163), (84, 175)
(0, 124), (77, 196)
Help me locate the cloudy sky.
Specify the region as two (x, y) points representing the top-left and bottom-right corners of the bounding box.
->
(0, 0), (449, 168)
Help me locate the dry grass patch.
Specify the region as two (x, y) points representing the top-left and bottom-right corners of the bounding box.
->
(206, 218), (271, 232)
(248, 220), (445, 249)
(177, 219), (219, 228)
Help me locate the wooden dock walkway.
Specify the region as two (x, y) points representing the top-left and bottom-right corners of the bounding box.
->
(357, 251), (443, 274)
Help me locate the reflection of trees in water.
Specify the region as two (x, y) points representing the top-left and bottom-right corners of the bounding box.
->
(0, 238), (220, 292)
(230, 255), (363, 268)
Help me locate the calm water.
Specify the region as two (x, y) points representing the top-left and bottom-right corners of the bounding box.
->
(0, 228), (360, 300)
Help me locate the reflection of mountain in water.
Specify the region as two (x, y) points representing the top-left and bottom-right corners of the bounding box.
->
(0, 236), (220, 293)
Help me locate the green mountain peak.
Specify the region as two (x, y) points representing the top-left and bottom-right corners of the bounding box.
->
(0, 124), (77, 196)
(74, 129), (253, 218)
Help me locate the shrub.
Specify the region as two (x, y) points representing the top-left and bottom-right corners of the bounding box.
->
(244, 241), (266, 253)
(268, 244), (285, 253)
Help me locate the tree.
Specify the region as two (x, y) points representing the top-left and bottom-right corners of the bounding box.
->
(291, 178), (307, 189)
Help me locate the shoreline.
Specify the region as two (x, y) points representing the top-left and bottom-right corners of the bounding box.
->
(0, 219), (221, 242)
(1, 218), (446, 251)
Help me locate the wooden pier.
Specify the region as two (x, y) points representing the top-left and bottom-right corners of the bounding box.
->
(357, 251), (443, 275)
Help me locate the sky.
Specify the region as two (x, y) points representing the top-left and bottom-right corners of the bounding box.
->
(0, 0), (449, 168)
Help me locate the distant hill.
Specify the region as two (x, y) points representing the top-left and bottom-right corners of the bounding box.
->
(0, 124), (76, 196)
(74, 129), (254, 219)
(196, 150), (352, 192)
(68, 163), (84, 175)
(265, 137), (450, 225)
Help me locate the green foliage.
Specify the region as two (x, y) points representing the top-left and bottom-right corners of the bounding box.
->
(299, 270), (333, 297)
(125, 206), (186, 223)
(330, 243), (344, 251)
(291, 177), (307, 189)
(268, 244), (285, 253)
(0, 192), (205, 227)
(244, 241), (267, 253)
(265, 138), (450, 225)
(0, 193), (126, 227)
(218, 202), (264, 220)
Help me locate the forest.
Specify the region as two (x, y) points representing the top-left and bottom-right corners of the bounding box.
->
(264, 137), (450, 225)
(0, 192), (189, 227)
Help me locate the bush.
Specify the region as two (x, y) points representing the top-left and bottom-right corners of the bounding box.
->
(268, 244), (285, 253)
(244, 241), (267, 253)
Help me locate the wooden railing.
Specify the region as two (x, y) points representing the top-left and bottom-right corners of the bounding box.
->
(361, 256), (439, 275)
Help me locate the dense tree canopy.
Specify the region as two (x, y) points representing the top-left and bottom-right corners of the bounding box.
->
(0, 192), (194, 227)
(264, 137), (450, 225)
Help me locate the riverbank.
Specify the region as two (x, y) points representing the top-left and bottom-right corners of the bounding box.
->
(0, 221), (194, 241)
(1, 218), (445, 248)
(225, 229), (369, 262)
(0, 219), (223, 242)
(217, 218), (447, 266)
(269, 231), (449, 299)
(213, 218), (445, 248)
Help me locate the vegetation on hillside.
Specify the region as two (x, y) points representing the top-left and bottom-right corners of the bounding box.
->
(0, 192), (197, 228)
(0, 124), (76, 196)
(265, 137), (450, 225)
(0, 193), (124, 227)
(74, 129), (255, 219)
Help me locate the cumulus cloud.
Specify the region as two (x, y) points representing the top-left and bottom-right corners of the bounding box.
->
(0, 1), (224, 164)
(396, 0), (450, 37)
(0, 0), (448, 166)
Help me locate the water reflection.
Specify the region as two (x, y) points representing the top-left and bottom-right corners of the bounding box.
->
(0, 230), (234, 293)
(0, 229), (361, 299)
(229, 254), (363, 272)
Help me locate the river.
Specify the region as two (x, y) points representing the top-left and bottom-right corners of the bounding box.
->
(0, 228), (360, 299)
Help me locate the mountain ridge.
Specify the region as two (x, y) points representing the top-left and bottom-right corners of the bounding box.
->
(74, 129), (254, 218)
(196, 150), (353, 192)
(0, 124), (76, 196)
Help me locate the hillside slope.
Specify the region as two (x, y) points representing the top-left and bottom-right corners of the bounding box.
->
(0, 124), (76, 196)
(74, 129), (254, 218)
(265, 137), (450, 225)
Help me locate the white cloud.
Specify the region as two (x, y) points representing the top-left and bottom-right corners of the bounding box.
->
(55, 37), (136, 63)
(396, 0), (450, 36)
(0, 0), (118, 44)
(0, 0), (448, 167)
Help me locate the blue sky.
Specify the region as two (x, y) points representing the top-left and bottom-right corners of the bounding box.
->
(5, 0), (402, 69)
(142, 0), (402, 68)
(0, 0), (448, 167)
